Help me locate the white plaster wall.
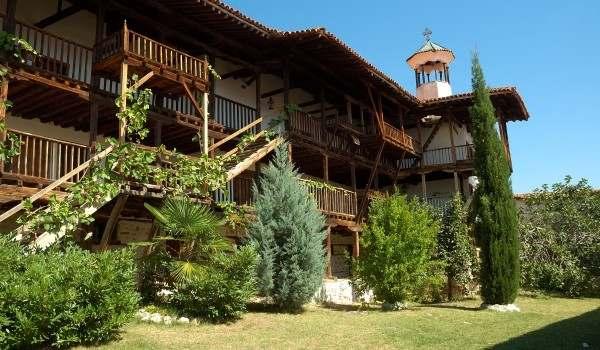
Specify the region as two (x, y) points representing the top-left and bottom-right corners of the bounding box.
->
(7, 113), (89, 145)
(406, 121), (472, 151)
(404, 178), (456, 198)
(416, 81), (452, 100)
(16, 0), (96, 47)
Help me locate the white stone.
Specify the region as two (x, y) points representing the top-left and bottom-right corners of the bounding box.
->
(482, 304), (521, 312)
(177, 317), (190, 324)
(150, 313), (163, 323)
(314, 279), (374, 305)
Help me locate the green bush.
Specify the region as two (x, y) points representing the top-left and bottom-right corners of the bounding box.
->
(438, 193), (479, 299)
(352, 193), (445, 306)
(519, 177), (600, 296)
(171, 245), (257, 323)
(0, 238), (139, 349)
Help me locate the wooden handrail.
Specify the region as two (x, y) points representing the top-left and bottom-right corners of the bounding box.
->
(208, 117), (262, 152)
(0, 145), (114, 223)
(8, 128), (87, 148)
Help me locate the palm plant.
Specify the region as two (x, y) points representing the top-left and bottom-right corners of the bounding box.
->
(144, 197), (229, 283)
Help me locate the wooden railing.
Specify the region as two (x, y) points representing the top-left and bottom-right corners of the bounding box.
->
(382, 122), (420, 154)
(400, 144), (475, 169)
(3, 130), (90, 184)
(214, 95), (258, 132)
(288, 110), (324, 144)
(0, 14), (93, 84)
(300, 177), (358, 219)
(94, 26), (208, 81)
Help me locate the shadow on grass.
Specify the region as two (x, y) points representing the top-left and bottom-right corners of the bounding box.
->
(490, 307), (600, 350)
(420, 303), (482, 312)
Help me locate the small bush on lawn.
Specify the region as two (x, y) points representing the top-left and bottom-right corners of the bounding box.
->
(519, 176), (600, 296)
(172, 245), (257, 322)
(0, 237), (139, 349)
(142, 197), (258, 323)
(352, 192), (445, 307)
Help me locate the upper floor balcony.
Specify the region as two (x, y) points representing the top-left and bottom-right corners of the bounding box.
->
(399, 144), (475, 172)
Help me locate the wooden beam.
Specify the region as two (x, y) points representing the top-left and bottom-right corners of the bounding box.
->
(255, 71), (261, 116)
(352, 231), (360, 257)
(34, 5), (81, 28)
(326, 226), (332, 278)
(260, 87), (284, 99)
(323, 154), (329, 181)
(99, 194), (128, 251)
(118, 61), (128, 141)
(181, 81), (205, 120)
(130, 71), (154, 90)
(208, 117), (262, 152)
(421, 173), (427, 197)
(448, 118), (457, 164)
(356, 142), (385, 222)
(0, 145), (114, 224)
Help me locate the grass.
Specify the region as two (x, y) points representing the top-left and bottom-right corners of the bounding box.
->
(80, 296), (599, 350)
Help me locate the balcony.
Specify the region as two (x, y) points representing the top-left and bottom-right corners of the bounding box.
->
(93, 25), (209, 93)
(381, 122), (421, 155)
(400, 144), (475, 170)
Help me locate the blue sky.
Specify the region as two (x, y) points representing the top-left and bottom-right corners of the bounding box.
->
(226, 0), (600, 193)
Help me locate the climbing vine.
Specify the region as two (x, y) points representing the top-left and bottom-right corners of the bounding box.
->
(0, 30), (37, 63)
(115, 75), (152, 141)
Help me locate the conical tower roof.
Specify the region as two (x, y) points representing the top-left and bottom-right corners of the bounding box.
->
(406, 37), (455, 70)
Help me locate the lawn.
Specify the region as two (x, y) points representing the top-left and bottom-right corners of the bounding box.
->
(81, 296), (599, 350)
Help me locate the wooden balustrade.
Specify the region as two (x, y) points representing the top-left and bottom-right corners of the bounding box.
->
(400, 144), (475, 169)
(288, 110), (324, 144)
(382, 122), (420, 154)
(94, 27), (208, 82)
(0, 14), (93, 84)
(3, 130), (90, 184)
(300, 177), (358, 219)
(214, 95), (258, 132)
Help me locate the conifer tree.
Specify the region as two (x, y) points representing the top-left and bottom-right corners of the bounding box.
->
(469, 53), (520, 305)
(249, 143), (327, 310)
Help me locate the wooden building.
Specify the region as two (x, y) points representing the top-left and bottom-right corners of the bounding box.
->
(0, 0), (528, 278)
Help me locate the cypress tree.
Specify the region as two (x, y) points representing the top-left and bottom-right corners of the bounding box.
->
(469, 53), (520, 305)
(249, 143), (327, 310)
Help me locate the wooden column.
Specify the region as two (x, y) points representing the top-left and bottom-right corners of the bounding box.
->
(255, 71), (261, 117)
(283, 59), (290, 107)
(325, 226), (332, 278)
(153, 121), (162, 147)
(202, 91), (209, 154)
(352, 230), (360, 258)
(118, 22), (129, 141)
(421, 172), (427, 198)
(0, 79), (8, 144)
(3, 0), (17, 33)
(346, 97), (352, 124)
(350, 164), (357, 191)
(454, 172), (460, 193)
(89, 1), (104, 150)
(448, 117), (457, 164)
(323, 154), (329, 181)
(417, 118), (423, 166)
(320, 87), (326, 141)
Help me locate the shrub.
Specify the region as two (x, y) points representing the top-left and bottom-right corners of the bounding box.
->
(519, 177), (600, 296)
(0, 237), (139, 349)
(249, 143), (327, 311)
(438, 193), (479, 299)
(352, 193), (444, 306)
(171, 245), (257, 322)
(142, 197), (258, 322)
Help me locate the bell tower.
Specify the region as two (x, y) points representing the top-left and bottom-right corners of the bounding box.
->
(406, 29), (455, 100)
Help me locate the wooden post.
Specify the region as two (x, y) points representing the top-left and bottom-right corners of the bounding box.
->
(326, 226), (332, 278)
(320, 87), (326, 142)
(346, 97), (352, 124)
(323, 154), (329, 181)
(421, 172), (427, 198)
(255, 71), (261, 117)
(154, 121), (162, 147)
(287, 143), (292, 163)
(448, 117), (457, 164)
(99, 195), (128, 251)
(0, 79), (8, 173)
(118, 61), (128, 141)
(283, 59), (290, 107)
(202, 91), (209, 154)
(454, 172), (460, 193)
(352, 230), (360, 258)
(417, 118), (423, 166)
(3, 0), (17, 33)
(350, 164), (357, 192)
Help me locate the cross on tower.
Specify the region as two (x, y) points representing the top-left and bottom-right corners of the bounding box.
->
(423, 28), (432, 41)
